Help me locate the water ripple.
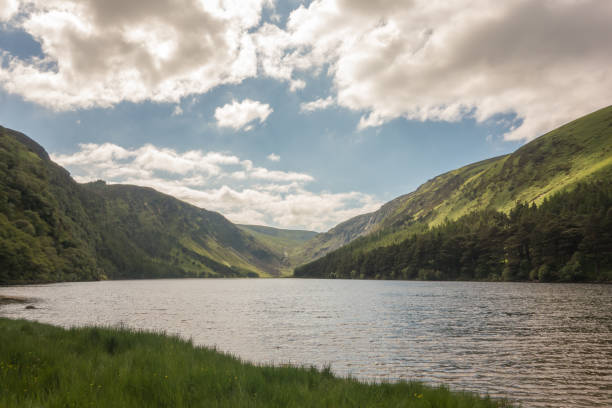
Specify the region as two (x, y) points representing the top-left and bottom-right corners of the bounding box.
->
(1, 279), (611, 407)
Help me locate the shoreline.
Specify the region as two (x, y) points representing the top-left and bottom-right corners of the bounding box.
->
(2, 276), (610, 287)
(0, 318), (513, 407)
(0, 295), (38, 306)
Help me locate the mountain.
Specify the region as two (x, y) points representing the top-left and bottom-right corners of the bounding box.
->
(79, 182), (285, 279)
(0, 126), (285, 284)
(291, 198), (408, 265)
(294, 181), (612, 281)
(296, 105), (612, 265)
(237, 225), (318, 275)
(3, 105), (611, 284)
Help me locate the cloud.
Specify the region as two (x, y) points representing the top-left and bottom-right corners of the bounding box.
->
(0, 0), (19, 21)
(172, 105), (183, 116)
(255, 0), (612, 140)
(214, 99), (273, 131)
(300, 96), (335, 113)
(147, 184), (380, 231)
(267, 153), (280, 161)
(0, 0), (268, 110)
(289, 78), (306, 92)
(3, 1), (608, 141)
(51, 143), (380, 231)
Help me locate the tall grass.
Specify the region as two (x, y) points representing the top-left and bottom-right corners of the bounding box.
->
(0, 318), (512, 407)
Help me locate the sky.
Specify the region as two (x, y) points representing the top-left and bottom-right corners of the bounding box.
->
(0, 0), (610, 231)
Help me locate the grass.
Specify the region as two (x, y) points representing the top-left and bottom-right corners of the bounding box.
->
(0, 318), (512, 408)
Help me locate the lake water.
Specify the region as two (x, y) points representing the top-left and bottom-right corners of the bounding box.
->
(1, 279), (611, 407)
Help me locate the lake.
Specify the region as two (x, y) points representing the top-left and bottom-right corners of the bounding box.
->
(1, 279), (610, 407)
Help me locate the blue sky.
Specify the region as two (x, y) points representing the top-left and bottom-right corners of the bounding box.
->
(0, 0), (610, 231)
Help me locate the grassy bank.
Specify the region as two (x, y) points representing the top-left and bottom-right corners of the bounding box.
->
(0, 318), (511, 407)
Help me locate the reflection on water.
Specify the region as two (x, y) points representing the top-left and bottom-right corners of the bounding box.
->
(1, 279), (611, 407)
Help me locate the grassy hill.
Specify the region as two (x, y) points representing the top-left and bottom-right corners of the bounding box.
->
(295, 180), (612, 281)
(80, 182), (284, 279)
(0, 126), (285, 284)
(296, 105), (612, 265)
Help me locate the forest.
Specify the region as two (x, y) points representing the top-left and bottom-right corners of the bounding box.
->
(294, 180), (612, 282)
(0, 127), (278, 284)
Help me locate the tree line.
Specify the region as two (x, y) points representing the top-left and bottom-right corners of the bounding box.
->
(294, 180), (612, 282)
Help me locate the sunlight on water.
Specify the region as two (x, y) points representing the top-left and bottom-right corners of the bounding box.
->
(1, 279), (611, 407)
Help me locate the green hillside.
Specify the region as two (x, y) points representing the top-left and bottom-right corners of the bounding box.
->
(295, 181), (612, 282)
(296, 105), (612, 266)
(79, 182), (284, 279)
(237, 225), (318, 275)
(3, 105), (611, 284)
(0, 126), (284, 284)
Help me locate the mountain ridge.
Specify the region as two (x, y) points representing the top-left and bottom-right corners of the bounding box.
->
(2, 105), (611, 283)
(295, 105), (612, 265)
(0, 126), (290, 283)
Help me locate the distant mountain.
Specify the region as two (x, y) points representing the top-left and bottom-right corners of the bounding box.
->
(3, 105), (611, 284)
(296, 106), (612, 266)
(237, 225), (318, 275)
(0, 126), (285, 284)
(295, 180), (612, 282)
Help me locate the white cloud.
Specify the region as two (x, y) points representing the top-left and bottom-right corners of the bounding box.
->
(300, 96), (335, 112)
(51, 143), (380, 231)
(0, 0), (19, 21)
(267, 153), (280, 161)
(0, 0), (267, 110)
(214, 99), (273, 131)
(172, 105), (183, 116)
(248, 167), (312, 182)
(289, 78), (306, 92)
(255, 0), (612, 140)
(149, 184), (378, 231)
(52, 143), (241, 177)
(2, 0), (607, 141)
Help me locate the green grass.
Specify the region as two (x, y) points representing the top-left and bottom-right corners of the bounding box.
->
(0, 318), (511, 408)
